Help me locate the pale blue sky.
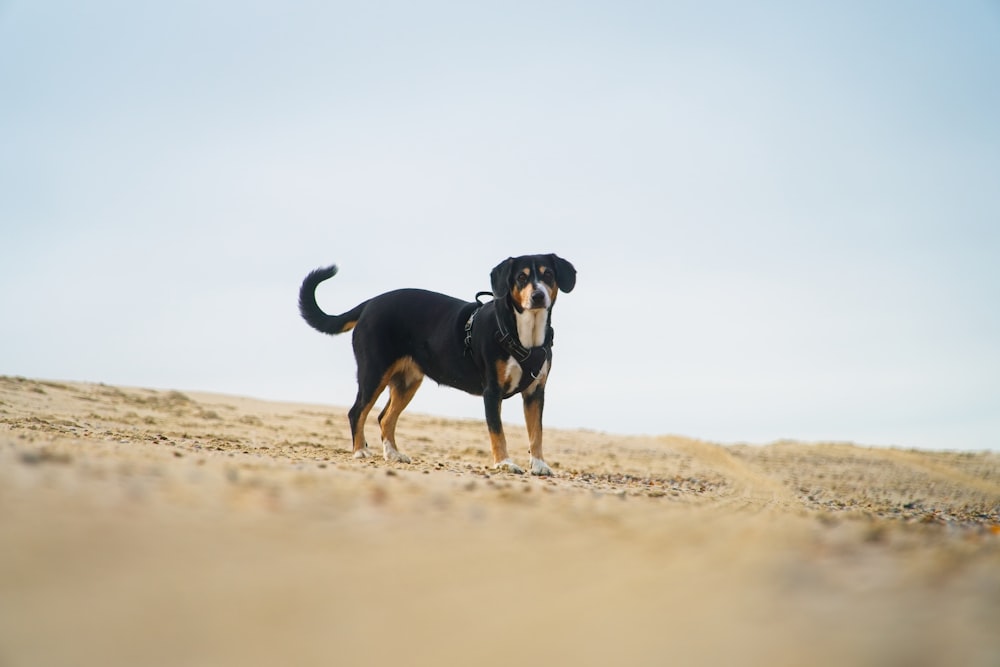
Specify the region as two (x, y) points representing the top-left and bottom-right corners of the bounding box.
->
(2, 1), (998, 450)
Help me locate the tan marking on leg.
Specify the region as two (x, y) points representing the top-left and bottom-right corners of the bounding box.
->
(380, 368), (423, 446)
(489, 429), (509, 464)
(353, 356), (422, 456)
(523, 380), (552, 476)
(352, 400), (376, 455)
(524, 398), (543, 461)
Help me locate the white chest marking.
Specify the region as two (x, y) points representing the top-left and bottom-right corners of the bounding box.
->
(515, 308), (549, 348)
(502, 357), (523, 394)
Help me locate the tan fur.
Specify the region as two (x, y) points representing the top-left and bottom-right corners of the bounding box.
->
(488, 429), (510, 464)
(494, 358), (522, 396)
(538, 265), (559, 305)
(379, 359), (424, 448)
(523, 397), (543, 461)
(513, 269), (535, 310)
(352, 357), (424, 454)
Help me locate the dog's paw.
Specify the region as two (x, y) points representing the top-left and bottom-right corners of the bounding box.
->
(382, 440), (411, 464)
(353, 447), (373, 460)
(494, 459), (525, 475)
(385, 450), (412, 464)
(530, 457), (553, 477)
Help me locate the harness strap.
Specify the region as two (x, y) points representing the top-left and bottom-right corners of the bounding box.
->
(464, 291), (495, 353)
(494, 304), (533, 362)
(466, 291), (554, 393)
(492, 298), (553, 393)
(510, 347), (550, 394)
(463, 307), (481, 351)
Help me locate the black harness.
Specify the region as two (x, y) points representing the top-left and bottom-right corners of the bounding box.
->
(463, 291), (494, 351)
(464, 291), (552, 395)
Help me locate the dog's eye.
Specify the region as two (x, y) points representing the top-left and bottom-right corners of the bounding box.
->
(540, 271), (555, 284)
(515, 274), (528, 286)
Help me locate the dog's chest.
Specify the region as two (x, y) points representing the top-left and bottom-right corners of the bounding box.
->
(516, 309), (549, 348)
(496, 351), (549, 397)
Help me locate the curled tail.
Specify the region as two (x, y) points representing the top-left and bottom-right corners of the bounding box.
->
(298, 265), (366, 335)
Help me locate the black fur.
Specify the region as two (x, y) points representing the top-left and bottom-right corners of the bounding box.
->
(299, 254), (576, 474)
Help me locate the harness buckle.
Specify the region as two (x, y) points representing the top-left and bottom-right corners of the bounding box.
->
(464, 306), (482, 353)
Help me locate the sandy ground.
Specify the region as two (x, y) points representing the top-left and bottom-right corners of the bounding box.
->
(1, 376), (999, 667)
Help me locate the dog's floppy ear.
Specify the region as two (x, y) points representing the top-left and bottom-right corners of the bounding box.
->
(549, 254), (577, 293)
(490, 257), (514, 299)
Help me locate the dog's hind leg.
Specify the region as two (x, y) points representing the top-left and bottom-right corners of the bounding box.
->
(348, 358), (393, 459)
(377, 359), (423, 464)
(348, 388), (377, 459)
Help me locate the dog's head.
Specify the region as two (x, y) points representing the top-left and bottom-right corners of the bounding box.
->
(490, 254), (576, 311)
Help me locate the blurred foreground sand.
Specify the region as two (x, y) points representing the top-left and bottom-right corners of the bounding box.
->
(2, 376), (999, 666)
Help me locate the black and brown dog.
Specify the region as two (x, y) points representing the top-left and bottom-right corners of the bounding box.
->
(298, 254), (576, 475)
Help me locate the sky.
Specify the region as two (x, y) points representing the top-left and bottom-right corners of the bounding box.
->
(2, 1), (998, 451)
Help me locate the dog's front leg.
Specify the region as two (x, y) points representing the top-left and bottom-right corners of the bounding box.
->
(523, 385), (553, 476)
(484, 386), (523, 474)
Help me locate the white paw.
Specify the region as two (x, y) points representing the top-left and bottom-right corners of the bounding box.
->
(530, 457), (553, 477)
(495, 459), (525, 475)
(353, 446), (372, 460)
(383, 440), (411, 464)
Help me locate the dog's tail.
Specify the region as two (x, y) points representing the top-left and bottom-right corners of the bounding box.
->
(298, 265), (367, 335)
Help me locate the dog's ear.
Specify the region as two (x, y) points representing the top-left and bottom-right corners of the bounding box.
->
(549, 254), (577, 293)
(490, 257), (514, 299)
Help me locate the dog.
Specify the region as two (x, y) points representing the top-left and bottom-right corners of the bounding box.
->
(298, 254), (576, 475)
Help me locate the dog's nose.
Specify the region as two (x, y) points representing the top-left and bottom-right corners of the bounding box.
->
(530, 289), (547, 307)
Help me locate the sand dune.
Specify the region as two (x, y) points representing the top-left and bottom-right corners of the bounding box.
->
(1, 376), (998, 666)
